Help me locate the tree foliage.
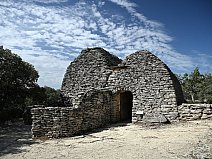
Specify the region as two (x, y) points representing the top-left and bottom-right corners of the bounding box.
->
(0, 47), (64, 122)
(43, 86), (62, 106)
(0, 46), (39, 121)
(25, 86), (63, 107)
(178, 67), (212, 103)
(23, 86), (63, 124)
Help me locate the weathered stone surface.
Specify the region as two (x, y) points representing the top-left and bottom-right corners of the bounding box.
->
(61, 47), (121, 106)
(31, 47), (212, 139)
(61, 48), (184, 123)
(143, 114), (168, 123)
(31, 90), (113, 139)
(178, 104), (212, 121)
(106, 50), (184, 122)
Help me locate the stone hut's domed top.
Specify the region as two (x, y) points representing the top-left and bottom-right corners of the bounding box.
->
(61, 47), (122, 104)
(77, 47), (122, 67)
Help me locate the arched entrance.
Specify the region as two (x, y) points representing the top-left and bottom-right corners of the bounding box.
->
(119, 91), (133, 122)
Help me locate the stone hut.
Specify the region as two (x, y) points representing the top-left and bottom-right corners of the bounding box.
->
(31, 47), (188, 138)
(61, 47), (184, 123)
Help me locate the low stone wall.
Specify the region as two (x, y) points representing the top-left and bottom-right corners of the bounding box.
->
(178, 104), (212, 121)
(31, 102), (212, 139)
(31, 107), (83, 139)
(31, 90), (113, 139)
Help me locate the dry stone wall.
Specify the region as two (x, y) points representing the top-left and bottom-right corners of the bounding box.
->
(31, 107), (83, 138)
(31, 103), (212, 139)
(178, 104), (212, 121)
(31, 90), (113, 139)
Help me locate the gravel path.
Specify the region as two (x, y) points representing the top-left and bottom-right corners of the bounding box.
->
(0, 120), (212, 159)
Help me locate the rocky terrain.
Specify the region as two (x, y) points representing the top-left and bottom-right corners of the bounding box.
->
(0, 120), (212, 159)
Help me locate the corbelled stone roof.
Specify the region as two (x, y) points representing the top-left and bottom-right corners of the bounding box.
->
(61, 47), (122, 106)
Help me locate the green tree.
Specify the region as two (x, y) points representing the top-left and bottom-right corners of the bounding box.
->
(199, 73), (212, 103)
(25, 86), (46, 105)
(24, 86), (63, 107)
(43, 86), (62, 107)
(180, 67), (203, 103)
(179, 67), (212, 104)
(0, 46), (39, 121)
(22, 86), (63, 125)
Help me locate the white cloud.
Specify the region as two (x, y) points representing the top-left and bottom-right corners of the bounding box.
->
(33, 0), (68, 3)
(190, 51), (212, 73)
(0, 0), (198, 88)
(12, 49), (70, 89)
(109, 0), (162, 28)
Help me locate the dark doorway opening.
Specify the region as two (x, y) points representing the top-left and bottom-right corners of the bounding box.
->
(120, 91), (133, 122)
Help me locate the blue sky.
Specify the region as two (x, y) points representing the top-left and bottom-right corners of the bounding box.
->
(0, 0), (211, 88)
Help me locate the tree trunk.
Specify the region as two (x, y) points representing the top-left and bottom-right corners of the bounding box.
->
(191, 94), (195, 103)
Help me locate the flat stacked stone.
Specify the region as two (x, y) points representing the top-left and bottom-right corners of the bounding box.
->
(31, 90), (112, 139)
(107, 50), (184, 123)
(32, 47), (201, 139)
(61, 47), (122, 106)
(178, 104), (212, 120)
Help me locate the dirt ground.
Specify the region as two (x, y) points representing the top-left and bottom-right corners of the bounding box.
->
(0, 120), (212, 159)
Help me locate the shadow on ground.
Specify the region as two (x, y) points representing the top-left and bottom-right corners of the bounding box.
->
(0, 122), (38, 157)
(0, 121), (130, 156)
(82, 121), (131, 136)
